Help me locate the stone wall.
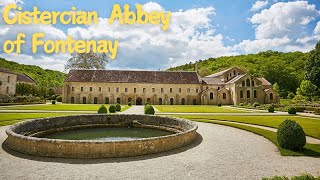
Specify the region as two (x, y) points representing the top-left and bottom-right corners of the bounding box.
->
(0, 72), (17, 95)
(5, 114), (198, 158)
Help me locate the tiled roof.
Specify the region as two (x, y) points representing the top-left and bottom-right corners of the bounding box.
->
(226, 74), (246, 84)
(257, 78), (271, 86)
(65, 69), (202, 84)
(205, 68), (233, 78)
(0, 67), (15, 74)
(17, 73), (36, 83)
(201, 77), (224, 85)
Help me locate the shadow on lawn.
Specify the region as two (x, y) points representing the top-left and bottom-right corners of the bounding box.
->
(2, 133), (203, 164)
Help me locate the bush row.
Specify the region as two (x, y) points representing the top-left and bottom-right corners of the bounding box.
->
(97, 104), (122, 114)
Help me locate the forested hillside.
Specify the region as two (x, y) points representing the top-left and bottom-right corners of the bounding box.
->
(0, 58), (66, 89)
(168, 51), (309, 96)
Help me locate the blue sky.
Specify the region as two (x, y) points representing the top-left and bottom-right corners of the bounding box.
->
(1, 0), (320, 71)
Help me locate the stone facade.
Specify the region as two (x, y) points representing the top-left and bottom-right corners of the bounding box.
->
(0, 68), (17, 95)
(63, 67), (280, 105)
(0, 68), (36, 95)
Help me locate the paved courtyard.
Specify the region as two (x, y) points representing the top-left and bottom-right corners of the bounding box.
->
(1, 121), (319, 179)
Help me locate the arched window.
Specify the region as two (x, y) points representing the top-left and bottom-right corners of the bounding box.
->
(210, 92), (214, 99)
(170, 98), (174, 105)
(246, 79), (250, 87)
(117, 97), (121, 104)
(254, 90), (257, 98)
(158, 98), (162, 105)
(193, 99), (197, 105)
(242, 81), (245, 87)
(223, 93), (227, 99)
(252, 80), (255, 87)
(82, 97), (87, 104)
(234, 70), (236, 75)
(240, 90), (243, 98)
(247, 90), (250, 98)
(181, 98), (185, 105)
(105, 97), (109, 104)
(71, 97), (75, 104)
(270, 93), (273, 100)
(94, 97), (98, 104)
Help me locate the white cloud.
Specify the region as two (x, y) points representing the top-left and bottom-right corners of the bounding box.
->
(314, 21), (320, 35)
(250, 1), (319, 40)
(250, 1), (268, 12)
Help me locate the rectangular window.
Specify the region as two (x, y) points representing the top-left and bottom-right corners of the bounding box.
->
(254, 90), (257, 98)
(81, 87), (83, 91)
(152, 88), (155, 93)
(170, 88), (172, 93)
(107, 87), (111, 92)
(143, 88), (146, 93)
(90, 87), (92, 92)
(196, 88), (199, 93)
(116, 87), (119, 93)
(179, 88), (181, 93)
(187, 88), (191, 93)
(125, 88), (128, 92)
(72, 87), (74, 91)
(7, 76), (10, 83)
(161, 88), (164, 93)
(134, 88), (137, 93)
(99, 87), (102, 92)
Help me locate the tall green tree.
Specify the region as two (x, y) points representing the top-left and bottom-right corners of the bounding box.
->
(298, 80), (317, 101)
(305, 42), (320, 88)
(65, 52), (109, 70)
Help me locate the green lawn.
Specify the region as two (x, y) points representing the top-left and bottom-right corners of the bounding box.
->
(0, 104), (131, 112)
(280, 99), (292, 105)
(0, 113), (78, 126)
(175, 115), (320, 139)
(192, 119), (320, 156)
(154, 105), (250, 113)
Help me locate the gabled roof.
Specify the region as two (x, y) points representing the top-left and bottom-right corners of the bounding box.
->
(205, 67), (233, 78)
(201, 77), (224, 85)
(225, 74), (246, 84)
(257, 78), (271, 86)
(17, 73), (36, 83)
(65, 69), (202, 84)
(0, 67), (15, 74)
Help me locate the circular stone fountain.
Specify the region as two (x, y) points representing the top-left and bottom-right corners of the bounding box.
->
(5, 114), (198, 158)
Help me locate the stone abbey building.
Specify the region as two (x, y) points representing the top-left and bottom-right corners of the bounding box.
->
(62, 67), (279, 105)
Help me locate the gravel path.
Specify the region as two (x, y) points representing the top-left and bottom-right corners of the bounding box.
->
(119, 106), (145, 114)
(1, 122), (320, 179)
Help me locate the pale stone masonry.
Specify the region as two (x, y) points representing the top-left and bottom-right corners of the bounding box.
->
(0, 68), (36, 95)
(62, 67), (280, 105)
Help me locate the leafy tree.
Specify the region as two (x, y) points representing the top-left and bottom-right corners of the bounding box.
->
(198, 67), (211, 76)
(298, 80), (317, 101)
(65, 52), (109, 70)
(272, 83), (279, 92)
(287, 92), (295, 99)
(305, 42), (320, 88)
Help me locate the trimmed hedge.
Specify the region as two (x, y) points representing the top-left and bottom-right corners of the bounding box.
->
(268, 105), (275, 113)
(98, 105), (108, 114)
(145, 105), (155, 115)
(56, 96), (62, 102)
(217, 102), (221, 107)
(116, 103), (121, 111)
(277, 119), (306, 150)
(52, 100), (56, 105)
(253, 102), (260, 108)
(288, 107), (297, 114)
(109, 105), (116, 113)
(128, 102), (132, 106)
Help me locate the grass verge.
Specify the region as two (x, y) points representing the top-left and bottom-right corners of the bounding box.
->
(154, 105), (251, 113)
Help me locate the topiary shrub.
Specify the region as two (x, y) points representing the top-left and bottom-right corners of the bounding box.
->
(277, 119), (306, 150)
(52, 100), (56, 105)
(268, 105), (275, 113)
(98, 105), (108, 114)
(217, 102), (221, 107)
(253, 102), (260, 108)
(109, 105), (116, 113)
(116, 103), (121, 111)
(56, 96), (62, 102)
(145, 105), (155, 115)
(288, 107), (297, 115)
(128, 102), (132, 106)
(239, 103), (244, 106)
